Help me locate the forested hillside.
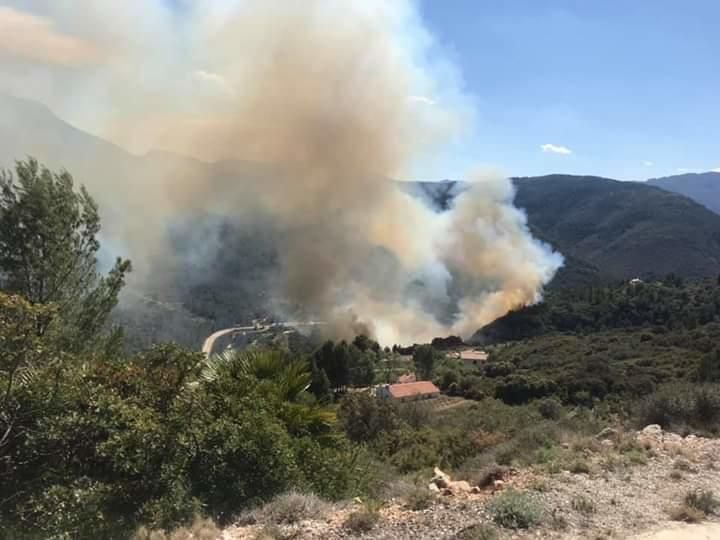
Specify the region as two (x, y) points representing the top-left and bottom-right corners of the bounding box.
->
(513, 175), (720, 280)
(473, 275), (720, 344)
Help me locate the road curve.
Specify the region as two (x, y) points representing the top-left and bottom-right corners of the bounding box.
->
(201, 321), (326, 356)
(201, 326), (256, 356)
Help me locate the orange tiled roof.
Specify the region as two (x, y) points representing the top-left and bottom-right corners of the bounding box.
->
(388, 381), (440, 399)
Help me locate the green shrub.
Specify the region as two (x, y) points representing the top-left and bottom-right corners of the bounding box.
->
(452, 522), (499, 540)
(685, 489), (719, 515)
(338, 392), (399, 442)
(568, 459), (591, 474)
(487, 489), (543, 529)
(343, 509), (380, 533)
(638, 383), (720, 433)
(536, 397), (563, 420)
(243, 491), (329, 525)
(404, 487), (435, 511)
(292, 438), (357, 500)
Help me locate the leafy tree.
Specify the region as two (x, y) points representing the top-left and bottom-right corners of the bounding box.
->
(338, 392), (399, 443)
(313, 340), (350, 390)
(309, 360), (333, 403)
(348, 345), (376, 387)
(0, 293), (58, 462)
(0, 159), (131, 350)
(413, 344), (437, 380)
(352, 334), (374, 353)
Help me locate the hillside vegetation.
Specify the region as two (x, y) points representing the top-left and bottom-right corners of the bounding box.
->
(2, 159), (720, 539)
(513, 175), (720, 280)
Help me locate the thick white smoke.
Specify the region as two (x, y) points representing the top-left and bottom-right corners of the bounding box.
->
(0, 0), (563, 344)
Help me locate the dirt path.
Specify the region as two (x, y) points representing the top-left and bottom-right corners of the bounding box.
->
(225, 425), (720, 540)
(629, 523), (720, 539)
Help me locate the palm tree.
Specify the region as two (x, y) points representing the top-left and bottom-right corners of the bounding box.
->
(201, 349), (335, 437)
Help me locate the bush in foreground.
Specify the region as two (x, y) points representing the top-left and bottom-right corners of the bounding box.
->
(343, 508), (380, 533)
(452, 523), (499, 540)
(487, 489), (543, 529)
(133, 516), (221, 540)
(240, 492), (329, 525)
(685, 489), (719, 515)
(669, 489), (719, 523)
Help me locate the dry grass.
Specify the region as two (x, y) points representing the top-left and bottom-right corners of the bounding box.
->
(133, 517), (221, 540)
(668, 488), (719, 523)
(343, 509), (380, 533)
(404, 486), (435, 510)
(452, 522), (499, 540)
(239, 491), (329, 526)
(252, 525), (287, 540)
(673, 458), (697, 473)
(568, 459), (591, 475)
(571, 495), (596, 515)
(685, 489), (719, 515)
(668, 503), (705, 523)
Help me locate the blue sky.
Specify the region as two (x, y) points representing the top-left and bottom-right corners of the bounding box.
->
(417, 0), (720, 181)
(4, 0), (716, 181)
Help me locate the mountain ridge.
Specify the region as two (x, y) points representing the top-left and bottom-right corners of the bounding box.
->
(647, 171), (720, 214)
(5, 94), (720, 341)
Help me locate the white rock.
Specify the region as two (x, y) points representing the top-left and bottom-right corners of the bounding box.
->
(642, 424), (663, 435)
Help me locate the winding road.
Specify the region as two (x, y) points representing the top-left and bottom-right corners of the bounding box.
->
(201, 321), (326, 356)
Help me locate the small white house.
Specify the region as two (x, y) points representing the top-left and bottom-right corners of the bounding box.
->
(459, 349), (488, 367)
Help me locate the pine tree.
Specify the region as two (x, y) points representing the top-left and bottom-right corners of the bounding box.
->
(0, 159), (131, 350)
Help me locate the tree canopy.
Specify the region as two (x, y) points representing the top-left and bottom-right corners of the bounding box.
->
(0, 159), (130, 350)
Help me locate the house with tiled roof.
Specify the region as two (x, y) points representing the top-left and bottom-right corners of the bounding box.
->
(376, 381), (440, 402)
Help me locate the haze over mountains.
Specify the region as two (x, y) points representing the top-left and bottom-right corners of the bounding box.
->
(647, 172), (720, 215)
(3, 93), (720, 346)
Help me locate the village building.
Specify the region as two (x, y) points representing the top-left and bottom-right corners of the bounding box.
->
(459, 349), (488, 367)
(376, 381), (440, 402)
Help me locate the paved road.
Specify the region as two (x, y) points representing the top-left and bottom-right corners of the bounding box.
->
(201, 321), (326, 356)
(201, 325), (258, 355)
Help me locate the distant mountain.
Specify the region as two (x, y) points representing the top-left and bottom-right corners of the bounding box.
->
(513, 175), (720, 280)
(647, 172), (720, 214)
(5, 94), (720, 343)
(409, 175), (720, 284)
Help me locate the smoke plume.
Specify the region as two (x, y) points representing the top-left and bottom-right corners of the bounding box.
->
(0, 0), (563, 344)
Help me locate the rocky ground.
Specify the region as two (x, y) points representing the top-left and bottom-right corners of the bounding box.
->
(223, 425), (720, 540)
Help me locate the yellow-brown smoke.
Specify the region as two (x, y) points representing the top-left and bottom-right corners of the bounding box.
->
(0, 0), (562, 343)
